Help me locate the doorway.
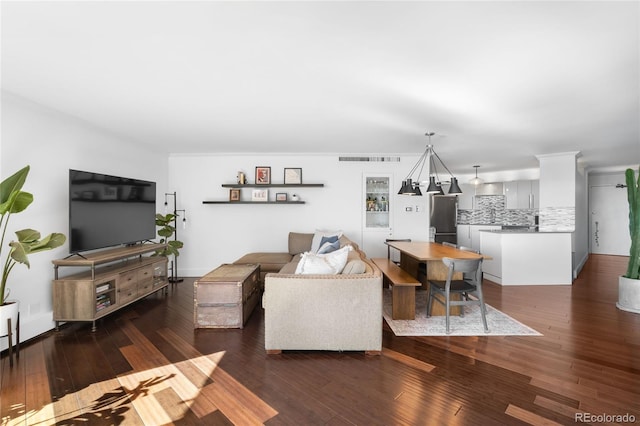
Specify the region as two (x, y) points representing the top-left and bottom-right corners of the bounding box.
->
(589, 183), (630, 256)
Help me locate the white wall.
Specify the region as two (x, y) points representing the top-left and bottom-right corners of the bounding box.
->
(537, 152), (578, 208)
(168, 154), (433, 277)
(1, 92), (168, 347)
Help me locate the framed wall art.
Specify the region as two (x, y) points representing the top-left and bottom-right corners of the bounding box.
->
(276, 192), (288, 202)
(255, 167), (271, 185)
(284, 168), (302, 184)
(229, 188), (241, 201)
(252, 189), (269, 202)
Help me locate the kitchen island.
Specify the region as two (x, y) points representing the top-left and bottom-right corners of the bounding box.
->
(480, 230), (573, 285)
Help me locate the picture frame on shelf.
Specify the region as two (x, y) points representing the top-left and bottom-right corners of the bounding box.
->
(252, 189), (269, 202)
(276, 192), (288, 202)
(229, 188), (241, 201)
(284, 167), (302, 184)
(255, 166), (271, 185)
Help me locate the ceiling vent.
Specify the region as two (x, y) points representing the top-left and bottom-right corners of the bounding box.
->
(338, 156), (401, 162)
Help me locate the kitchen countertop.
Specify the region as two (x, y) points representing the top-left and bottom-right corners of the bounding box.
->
(479, 229), (571, 234)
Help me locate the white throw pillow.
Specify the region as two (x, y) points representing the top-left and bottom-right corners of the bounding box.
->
(295, 245), (352, 274)
(311, 229), (343, 253)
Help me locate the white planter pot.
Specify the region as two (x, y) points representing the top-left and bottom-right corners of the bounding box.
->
(0, 300), (19, 336)
(617, 276), (640, 314)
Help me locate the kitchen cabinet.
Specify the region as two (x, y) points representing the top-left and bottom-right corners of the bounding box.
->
(479, 230), (572, 285)
(504, 182), (518, 209)
(504, 180), (539, 209)
(457, 224), (501, 251)
(457, 183), (475, 209)
(531, 180), (539, 208)
(475, 182), (504, 196)
(457, 225), (472, 248)
(480, 231), (502, 280)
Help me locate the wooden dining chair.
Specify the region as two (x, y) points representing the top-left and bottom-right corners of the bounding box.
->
(427, 257), (488, 334)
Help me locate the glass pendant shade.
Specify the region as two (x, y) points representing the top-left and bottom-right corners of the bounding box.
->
(469, 165), (484, 185)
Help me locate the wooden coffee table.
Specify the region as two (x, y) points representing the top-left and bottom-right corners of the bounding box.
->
(193, 263), (260, 329)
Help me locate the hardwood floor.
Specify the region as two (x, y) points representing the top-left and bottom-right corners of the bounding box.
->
(1, 254), (638, 425)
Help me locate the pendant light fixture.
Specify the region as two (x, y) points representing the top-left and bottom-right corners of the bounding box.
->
(469, 165), (484, 186)
(398, 132), (462, 196)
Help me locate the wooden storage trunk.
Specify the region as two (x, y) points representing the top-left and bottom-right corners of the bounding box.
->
(194, 263), (260, 328)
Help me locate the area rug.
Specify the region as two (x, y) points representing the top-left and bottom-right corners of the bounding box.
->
(383, 289), (542, 336)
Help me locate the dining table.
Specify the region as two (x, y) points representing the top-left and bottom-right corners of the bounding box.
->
(384, 241), (490, 317)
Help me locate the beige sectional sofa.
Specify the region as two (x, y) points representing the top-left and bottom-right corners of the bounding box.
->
(234, 232), (383, 355)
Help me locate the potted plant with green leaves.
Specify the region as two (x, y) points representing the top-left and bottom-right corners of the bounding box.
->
(154, 213), (184, 282)
(618, 166), (640, 313)
(0, 165), (66, 336)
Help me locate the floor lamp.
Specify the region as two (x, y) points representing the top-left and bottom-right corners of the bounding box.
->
(164, 192), (185, 283)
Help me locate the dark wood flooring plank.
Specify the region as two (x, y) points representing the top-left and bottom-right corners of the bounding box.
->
(1, 255), (639, 425)
(0, 341), (27, 424)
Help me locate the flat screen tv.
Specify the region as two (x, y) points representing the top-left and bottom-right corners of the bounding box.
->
(69, 169), (157, 253)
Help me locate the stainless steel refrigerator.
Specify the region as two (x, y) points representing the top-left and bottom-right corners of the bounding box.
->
(430, 195), (457, 244)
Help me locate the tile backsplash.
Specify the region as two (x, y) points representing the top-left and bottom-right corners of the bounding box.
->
(458, 195), (537, 226)
(538, 207), (575, 231)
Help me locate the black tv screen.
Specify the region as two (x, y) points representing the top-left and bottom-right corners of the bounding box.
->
(69, 169), (157, 253)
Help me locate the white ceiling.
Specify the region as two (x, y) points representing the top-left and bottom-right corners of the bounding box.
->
(2, 1), (639, 174)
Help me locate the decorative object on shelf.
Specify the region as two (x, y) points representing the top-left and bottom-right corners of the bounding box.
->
(276, 192), (288, 202)
(618, 166), (640, 314)
(237, 171), (246, 185)
(255, 167), (271, 185)
(229, 188), (241, 201)
(158, 191), (186, 283)
(469, 165), (484, 186)
(291, 194), (300, 202)
(0, 165), (66, 364)
(252, 189), (269, 202)
(284, 168), (302, 184)
(398, 132), (462, 196)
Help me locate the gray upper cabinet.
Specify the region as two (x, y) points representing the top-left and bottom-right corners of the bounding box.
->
(504, 180), (539, 209)
(457, 183), (475, 209)
(475, 182), (504, 196)
(505, 181), (518, 209)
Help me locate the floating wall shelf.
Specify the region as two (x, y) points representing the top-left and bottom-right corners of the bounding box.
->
(203, 182), (324, 204)
(203, 201), (306, 205)
(221, 184), (324, 188)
